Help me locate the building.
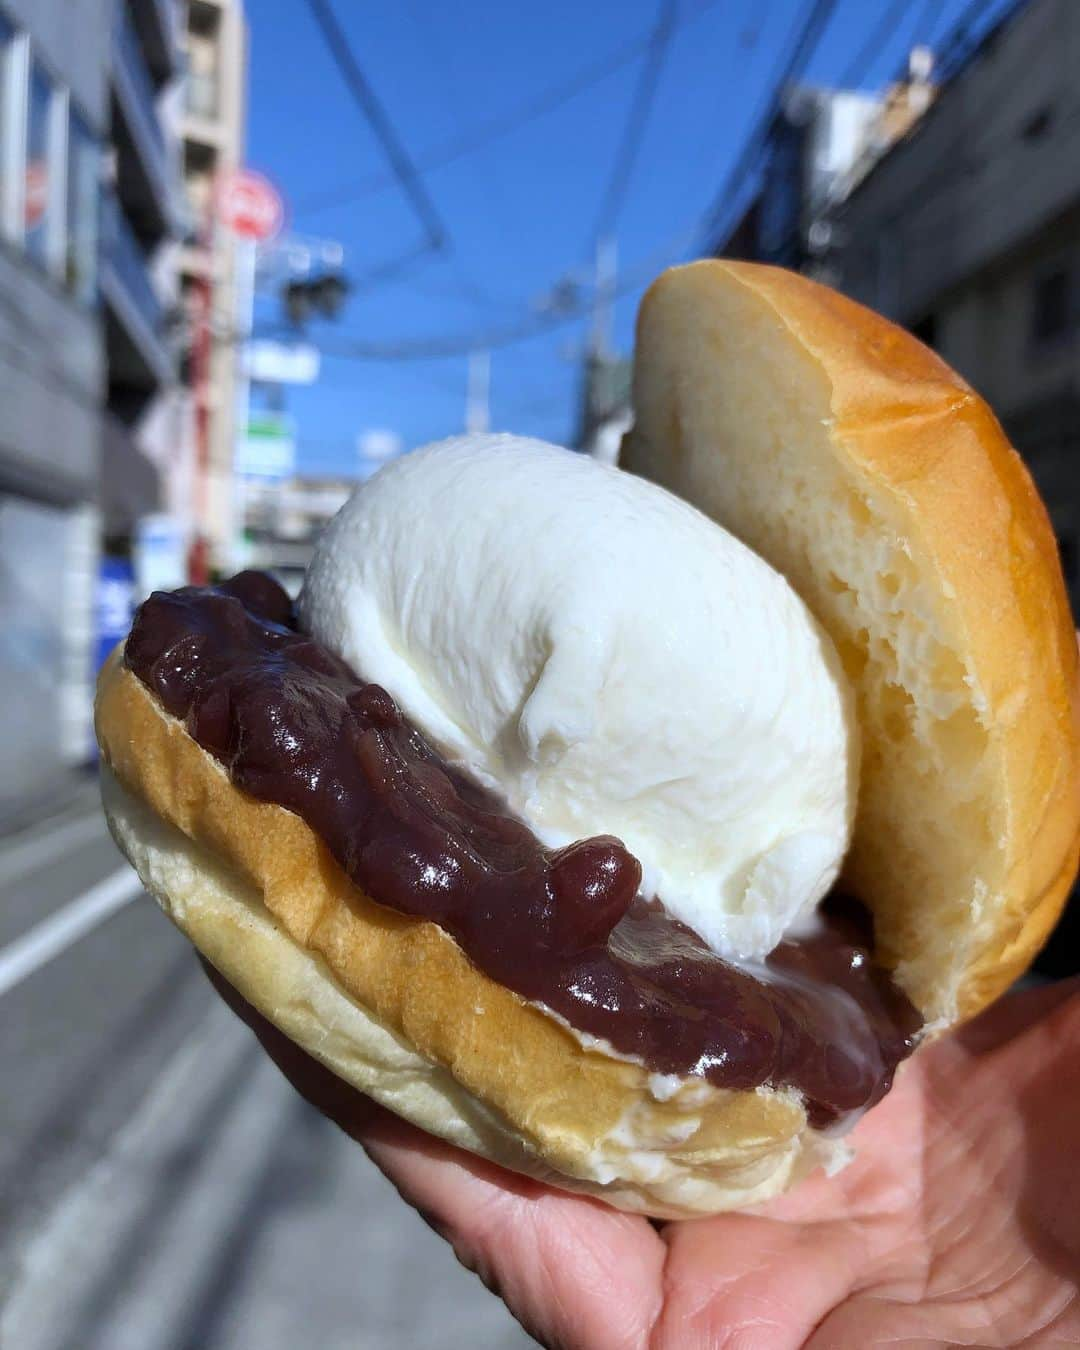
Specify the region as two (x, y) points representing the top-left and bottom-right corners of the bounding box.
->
(0, 0), (179, 821)
(575, 352), (633, 463)
(827, 0), (1080, 612)
(176, 0), (247, 577)
(104, 0), (182, 559)
(715, 0), (1079, 972)
(714, 55), (936, 274)
(822, 0), (1080, 976)
(241, 474), (353, 595)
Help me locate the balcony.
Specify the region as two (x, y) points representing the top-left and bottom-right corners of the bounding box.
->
(112, 4), (179, 240)
(100, 194), (175, 393)
(189, 0), (227, 27)
(185, 69), (219, 122)
(130, 0), (180, 86)
(101, 412), (163, 536)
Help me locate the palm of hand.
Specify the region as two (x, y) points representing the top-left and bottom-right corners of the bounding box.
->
(210, 969), (1080, 1348)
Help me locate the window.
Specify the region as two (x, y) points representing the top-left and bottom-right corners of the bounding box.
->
(0, 14), (16, 241)
(910, 312), (938, 349)
(0, 28), (94, 292)
(1020, 107), (1053, 141)
(25, 59), (54, 268)
(1031, 269), (1072, 345)
(185, 35), (219, 120)
(1060, 533), (1078, 588)
(66, 110), (98, 304)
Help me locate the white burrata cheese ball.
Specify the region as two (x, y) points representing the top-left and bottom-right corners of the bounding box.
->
(299, 434), (858, 961)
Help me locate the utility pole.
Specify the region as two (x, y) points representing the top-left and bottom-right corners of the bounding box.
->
(232, 236), (258, 571)
(189, 189), (216, 585)
(578, 234), (621, 456)
(590, 234), (617, 358)
(466, 349), (490, 433)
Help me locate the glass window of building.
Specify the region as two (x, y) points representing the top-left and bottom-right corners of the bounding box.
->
(186, 35), (219, 120)
(1032, 270), (1071, 345)
(25, 59), (54, 269)
(66, 111), (98, 305)
(0, 14), (15, 240)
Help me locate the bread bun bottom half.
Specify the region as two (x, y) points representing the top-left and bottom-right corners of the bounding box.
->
(97, 658), (847, 1220)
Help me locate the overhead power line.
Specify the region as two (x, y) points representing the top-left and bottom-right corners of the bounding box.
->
(699, 0), (840, 249)
(589, 0), (678, 246)
(261, 222), (699, 364)
(398, 0), (526, 314)
(840, 0), (1004, 95)
(913, 0), (949, 49)
(262, 0), (839, 365)
(738, 0), (775, 52)
(295, 0), (721, 219)
(828, 0), (1061, 250)
(933, 0), (1003, 80)
(347, 237), (437, 292)
(303, 0), (448, 251)
(839, 0), (912, 89)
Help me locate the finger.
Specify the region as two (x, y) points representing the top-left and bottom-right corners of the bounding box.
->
(200, 958), (667, 1349)
(361, 1119), (666, 1350)
(955, 975), (1080, 1057)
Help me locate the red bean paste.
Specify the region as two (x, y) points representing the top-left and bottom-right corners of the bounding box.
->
(125, 572), (920, 1127)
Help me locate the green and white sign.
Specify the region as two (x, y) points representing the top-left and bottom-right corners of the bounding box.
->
(237, 413), (296, 480)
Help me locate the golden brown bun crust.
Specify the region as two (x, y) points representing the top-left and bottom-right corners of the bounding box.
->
(95, 262), (1079, 1213)
(97, 656), (846, 1218)
(622, 260), (1080, 1023)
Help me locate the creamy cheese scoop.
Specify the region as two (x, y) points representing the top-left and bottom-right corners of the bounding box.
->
(299, 433), (858, 961)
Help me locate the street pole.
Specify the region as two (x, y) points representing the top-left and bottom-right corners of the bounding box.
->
(232, 236), (258, 571)
(466, 349), (490, 433)
(591, 234), (617, 359)
(189, 186), (216, 585)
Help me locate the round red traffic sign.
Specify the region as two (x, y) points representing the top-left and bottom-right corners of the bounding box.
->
(217, 169), (284, 242)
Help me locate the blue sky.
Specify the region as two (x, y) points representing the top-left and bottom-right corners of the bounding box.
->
(243, 0), (1016, 476)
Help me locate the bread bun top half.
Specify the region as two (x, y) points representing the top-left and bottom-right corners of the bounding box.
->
(622, 260), (1080, 1025)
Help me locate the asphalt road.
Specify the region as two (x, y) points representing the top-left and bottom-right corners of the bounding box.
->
(0, 781), (535, 1350)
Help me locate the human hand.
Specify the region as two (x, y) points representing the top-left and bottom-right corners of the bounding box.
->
(203, 961), (1080, 1349)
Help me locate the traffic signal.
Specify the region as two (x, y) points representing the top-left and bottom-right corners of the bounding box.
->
(281, 271), (350, 327)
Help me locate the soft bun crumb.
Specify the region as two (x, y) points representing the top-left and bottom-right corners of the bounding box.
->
(622, 260), (1080, 1024)
(94, 260), (1080, 1215)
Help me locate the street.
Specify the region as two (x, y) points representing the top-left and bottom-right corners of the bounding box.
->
(0, 780), (534, 1349)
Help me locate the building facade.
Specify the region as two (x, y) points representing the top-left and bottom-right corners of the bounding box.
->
(176, 0), (247, 577)
(828, 0), (1080, 611)
(104, 0), (182, 554)
(575, 352), (632, 463)
(823, 0), (1080, 976)
(241, 474), (352, 596)
(714, 57), (935, 274)
(713, 0), (1079, 975)
(0, 0), (179, 820)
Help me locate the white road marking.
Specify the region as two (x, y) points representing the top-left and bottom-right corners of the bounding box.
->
(0, 810), (107, 888)
(0, 1004), (259, 1350)
(0, 866), (143, 998)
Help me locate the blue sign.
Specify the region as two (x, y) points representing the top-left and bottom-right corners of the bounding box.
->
(96, 556), (135, 673)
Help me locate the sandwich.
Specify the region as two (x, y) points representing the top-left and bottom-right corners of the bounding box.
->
(95, 261), (1080, 1218)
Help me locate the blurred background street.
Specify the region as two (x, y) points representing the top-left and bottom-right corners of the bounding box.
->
(1, 0), (1078, 1343)
(0, 793), (533, 1349)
